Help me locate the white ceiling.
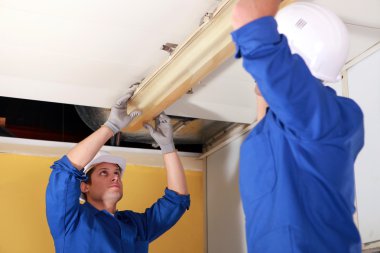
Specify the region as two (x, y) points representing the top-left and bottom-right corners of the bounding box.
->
(0, 0), (379, 125)
(309, 0), (380, 29)
(0, 0), (218, 106)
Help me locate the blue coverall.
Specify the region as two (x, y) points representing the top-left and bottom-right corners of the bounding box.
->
(232, 17), (364, 253)
(46, 155), (190, 253)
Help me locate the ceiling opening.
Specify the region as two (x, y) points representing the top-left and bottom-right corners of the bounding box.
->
(0, 96), (239, 153)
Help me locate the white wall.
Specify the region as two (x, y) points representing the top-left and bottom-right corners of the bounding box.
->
(348, 48), (380, 244)
(206, 134), (247, 253)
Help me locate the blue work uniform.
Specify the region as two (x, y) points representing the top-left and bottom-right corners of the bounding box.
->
(46, 155), (190, 253)
(231, 17), (364, 253)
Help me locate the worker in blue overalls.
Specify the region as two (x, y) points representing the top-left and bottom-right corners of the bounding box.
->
(46, 84), (190, 253)
(231, 0), (364, 252)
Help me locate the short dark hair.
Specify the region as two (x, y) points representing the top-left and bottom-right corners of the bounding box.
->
(85, 166), (96, 184)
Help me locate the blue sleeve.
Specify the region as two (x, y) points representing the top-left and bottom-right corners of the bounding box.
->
(126, 188), (190, 242)
(45, 155), (87, 239)
(231, 17), (343, 139)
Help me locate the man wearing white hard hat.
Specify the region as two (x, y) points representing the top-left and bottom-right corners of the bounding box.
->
(46, 84), (190, 253)
(232, 0), (363, 252)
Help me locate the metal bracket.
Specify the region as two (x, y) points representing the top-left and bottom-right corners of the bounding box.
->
(199, 0), (223, 26)
(161, 43), (178, 55)
(200, 12), (214, 26)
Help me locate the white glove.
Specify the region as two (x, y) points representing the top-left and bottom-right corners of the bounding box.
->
(144, 113), (175, 154)
(104, 83), (141, 135)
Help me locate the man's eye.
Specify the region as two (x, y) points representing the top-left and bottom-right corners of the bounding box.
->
(100, 171), (107, 176)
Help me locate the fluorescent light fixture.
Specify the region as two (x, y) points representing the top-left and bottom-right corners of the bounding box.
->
(126, 0), (294, 131)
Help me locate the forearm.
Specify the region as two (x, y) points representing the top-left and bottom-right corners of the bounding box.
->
(67, 125), (113, 170)
(232, 0), (281, 30)
(163, 152), (188, 195)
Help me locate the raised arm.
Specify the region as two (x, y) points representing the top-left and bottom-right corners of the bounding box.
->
(232, 0), (342, 139)
(67, 126), (113, 169)
(46, 84), (141, 239)
(123, 114), (190, 242)
(67, 83), (141, 169)
(144, 113), (188, 195)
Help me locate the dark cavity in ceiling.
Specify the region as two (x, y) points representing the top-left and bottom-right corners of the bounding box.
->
(0, 96), (236, 153)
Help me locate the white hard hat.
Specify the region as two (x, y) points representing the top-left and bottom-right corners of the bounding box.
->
(275, 2), (349, 82)
(80, 150), (126, 202)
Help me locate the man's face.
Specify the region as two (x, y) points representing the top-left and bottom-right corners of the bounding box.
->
(81, 162), (123, 204)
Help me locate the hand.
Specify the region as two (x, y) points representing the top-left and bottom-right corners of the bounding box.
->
(232, 0), (281, 30)
(144, 113), (175, 154)
(104, 83), (141, 135)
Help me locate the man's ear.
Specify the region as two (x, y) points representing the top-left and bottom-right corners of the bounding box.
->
(80, 181), (89, 193)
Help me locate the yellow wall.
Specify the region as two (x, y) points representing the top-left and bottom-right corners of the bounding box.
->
(0, 153), (204, 253)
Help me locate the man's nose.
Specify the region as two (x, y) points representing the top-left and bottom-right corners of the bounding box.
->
(112, 173), (120, 182)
